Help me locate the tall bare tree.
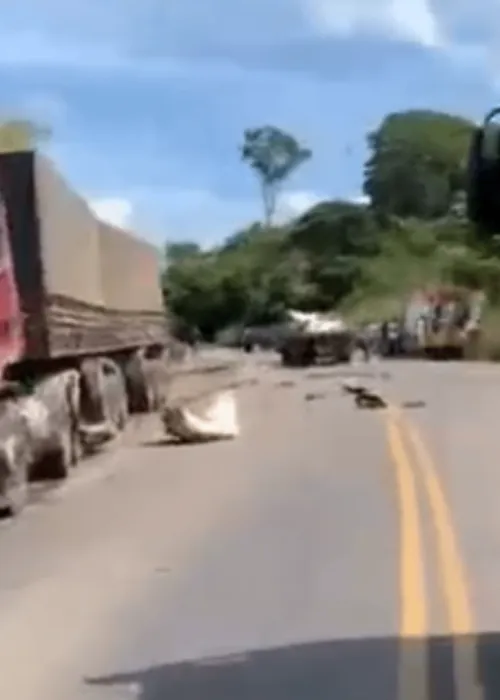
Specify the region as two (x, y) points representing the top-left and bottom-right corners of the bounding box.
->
(241, 126), (312, 227)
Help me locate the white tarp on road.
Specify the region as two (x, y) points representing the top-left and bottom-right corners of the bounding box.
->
(162, 390), (240, 444)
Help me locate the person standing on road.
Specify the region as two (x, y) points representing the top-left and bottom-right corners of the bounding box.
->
(357, 324), (373, 362)
(380, 320), (389, 357)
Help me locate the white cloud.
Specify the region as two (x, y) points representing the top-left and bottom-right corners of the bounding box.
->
(0, 0), (444, 73)
(0, 32), (130, 70)
(349, 193), (370, 205)
(0, 31), (315, 89)
(388, 0), (443, 47)
(1, 0), (499, 81)
(89, 197), (133, 227)
(4, 0), (500, 89)
(303, 0), (443, 48)
(300, 0), (500, 86)
(277, 190), (325, 220)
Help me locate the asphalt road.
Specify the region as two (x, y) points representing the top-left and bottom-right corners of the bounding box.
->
(2, 356), (500, 699)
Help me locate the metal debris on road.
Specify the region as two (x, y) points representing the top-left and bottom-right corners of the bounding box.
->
(305, 392), (327, 401)
(340, 378), (387, 409)
(355, 390), (387, 409)
(276, 380), (295, 388)
(401, 400), (426, 409)
(341, 378), (363, 395)
(306, 371), (337, 380)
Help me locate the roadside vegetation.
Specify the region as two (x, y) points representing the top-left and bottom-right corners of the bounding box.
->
(163, 110), (500, 357)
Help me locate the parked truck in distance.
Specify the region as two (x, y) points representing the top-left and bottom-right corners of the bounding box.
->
(0, 150), (169, 514)
(403, 287), (484, 359)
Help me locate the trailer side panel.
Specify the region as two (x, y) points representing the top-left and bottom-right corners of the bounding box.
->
(0, 150), (168, 362)
(35, 153), (104, 308)
(98, 221), (164, 313)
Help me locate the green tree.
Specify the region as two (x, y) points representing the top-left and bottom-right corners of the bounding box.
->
(165, 241), (201, 264)
(163, 253), (225, 339)
(217, 223), (296, 324)
(0, 119), (51, 152)
(289, 200), (380, 258)
(241, 126), (312, 226)
(364, 110), (474, 219)
(286, 200), (382, 305)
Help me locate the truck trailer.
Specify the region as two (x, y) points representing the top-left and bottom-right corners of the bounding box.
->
(403, 287), (484, 359)
(0, 150), (169, 514)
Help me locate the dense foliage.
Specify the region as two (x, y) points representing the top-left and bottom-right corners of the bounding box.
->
(363, 110), (473, 219)
(163, 110), (500, 346)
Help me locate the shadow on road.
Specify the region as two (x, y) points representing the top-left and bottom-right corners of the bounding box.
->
(85, 632), (500, 699)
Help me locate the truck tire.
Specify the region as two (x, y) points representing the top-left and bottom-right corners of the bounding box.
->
(148, 381), (162, 412)
(64, 370), (83, 464)
(337, 341), (353, 363)
(2, 466), (28, 516)
(301, 340), (316, 367)
(123, 351), (154, 413)
(47, 425), (80, 480)
(79, 359), (106, 423)
(52, 431), (72, 479)
(51, 369), (82, 476)
(3, 465), (28, 516)
(281, 347), (293, 366)
(116, 398), (128, 431)
(0, 436), (29, 517)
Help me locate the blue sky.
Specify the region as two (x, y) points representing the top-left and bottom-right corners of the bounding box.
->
(0, 0), (498, 246)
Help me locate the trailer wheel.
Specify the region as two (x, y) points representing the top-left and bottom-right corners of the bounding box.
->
(149, 383), (163, 412)
(0, 438), (29, 517)
(301, 340), (316, 367)
(42, 423), (81, 480)
(123, 352), (152, 413)
(124, 350), (167, 414)
(281, 348), (293, 366)
(2, 464), (28, 517)
(71, 428), (83, 464)
(79, 359), (106, 423)
(3, 471), (28, 517)
(338, 349), (352, 363)
(116, 399), (128, 431)
(48, 428), (74, 480)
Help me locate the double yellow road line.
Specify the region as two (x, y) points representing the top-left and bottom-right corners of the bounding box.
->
(386, 405), (481, 697)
